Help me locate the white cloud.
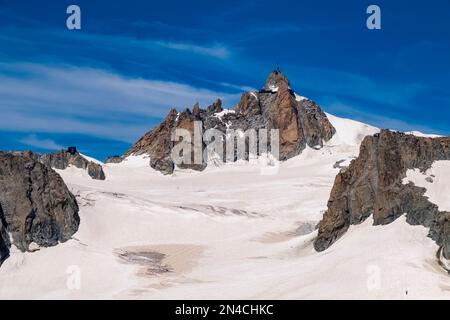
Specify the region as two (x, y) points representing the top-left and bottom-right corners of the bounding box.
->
(156, 41), (231, 59)
(19, 134), (62, 150)
(218, 82), (256, 92)
(0, 63), (241, 142)
(49, 28), (232, 60)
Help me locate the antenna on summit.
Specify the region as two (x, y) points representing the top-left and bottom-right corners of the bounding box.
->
(276, 64), (281, 73)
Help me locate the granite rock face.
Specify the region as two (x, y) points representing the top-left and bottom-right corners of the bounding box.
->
(314, 130), (450, 258)
(0, 151), (80, 265)
(125, 70), (335, 174)
(40, 150), (105, 180)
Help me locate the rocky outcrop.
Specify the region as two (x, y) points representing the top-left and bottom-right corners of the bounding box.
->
(0, 151), (80, 265)
(125, 70), (335, 174)
(87, 162), (105, 180)
(105, 155), (123, 164)
(40, 150), (105, 180)
(315, 130), (450, 259)
(0, 202), (10, 264)
(125, 108), (178, 175)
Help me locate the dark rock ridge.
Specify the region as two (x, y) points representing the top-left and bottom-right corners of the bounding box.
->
(105, 155), (123, 164)
(0, 151), (80, 265)
(40, 150), (106, 180)
(124, 70), (336, 174)
(315, 130), (450, 260)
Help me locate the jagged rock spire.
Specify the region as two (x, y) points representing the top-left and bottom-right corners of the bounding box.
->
(124, 69), (336, 174)
(192, 102), (201, 118)
(263, 69), (290, 91)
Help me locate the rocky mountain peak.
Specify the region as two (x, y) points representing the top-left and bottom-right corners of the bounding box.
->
(166, 108), (178, 119)
(192, 102), (201, 118)
(263, 69), (290, 91)
(206, 99), (223, 114)
(123, 70), (336, 174)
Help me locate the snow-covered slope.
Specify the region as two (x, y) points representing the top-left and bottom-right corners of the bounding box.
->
(404, 161), (450, 272)
(404, 161), (450, 211)
(79, 153), (104, 165)
(405, 131), (442, 138)
(325, 112), (379, 146)
(1, 114), (449, 299)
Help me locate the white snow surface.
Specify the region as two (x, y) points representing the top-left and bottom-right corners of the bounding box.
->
(405, 131), (442, 138)
(80, 153), (104, 165)
(214, 109), (235, 120)
(250, 91), (258, 100)
(325, 112), (379, 147)
(1, 114), (449, 299)
(294, 93), (308, 102)
(404, 161), (450, 211)
(268, 85), (279, 93)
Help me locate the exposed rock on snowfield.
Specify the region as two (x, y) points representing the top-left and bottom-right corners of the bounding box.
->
(0, 151), (80, 265)
(125, 70), (335, 174)
(40, 149), (106, 180)
(4, 112), (450, 299)
(105, 155), (124, 164)
(315, 130), (450, 258)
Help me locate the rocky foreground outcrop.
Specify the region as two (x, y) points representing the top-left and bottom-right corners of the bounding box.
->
(123, 70), (335, 174)
(0, 151), (80, 265)
(40, 150), (105, 180)
(314, 130), (450, 259)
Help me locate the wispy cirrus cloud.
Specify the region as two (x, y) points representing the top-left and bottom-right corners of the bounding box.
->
(0, 25), (233, 61)
(0, 62), (241, 143)
(156, 41), (231, 59)
(0, 25), (426, 109)
(19, 134), (62, 150)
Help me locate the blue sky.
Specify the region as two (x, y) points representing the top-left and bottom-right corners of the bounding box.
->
(0, 0), (449, 160)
